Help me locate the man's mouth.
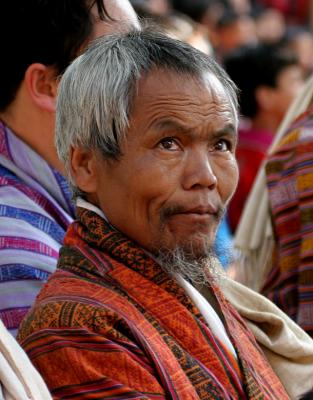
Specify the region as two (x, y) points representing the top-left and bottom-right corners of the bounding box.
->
(180, 205), (219, 216)
(161, 203), (225, 223)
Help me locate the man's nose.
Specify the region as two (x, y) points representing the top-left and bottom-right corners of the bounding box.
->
(182, 150), (218, 191)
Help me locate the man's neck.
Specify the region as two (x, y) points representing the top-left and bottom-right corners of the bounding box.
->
(0, 86), (65, 174)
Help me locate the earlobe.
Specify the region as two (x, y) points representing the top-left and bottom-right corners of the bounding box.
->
(70, 147), (98, 194)
(24, 63), (58, 113)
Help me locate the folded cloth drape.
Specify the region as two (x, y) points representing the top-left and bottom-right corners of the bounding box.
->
(0, 320), (51, 400)
(222, 276), (313, 399)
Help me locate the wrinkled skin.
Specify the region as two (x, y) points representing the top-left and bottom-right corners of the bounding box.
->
(89, 69), (239, 257)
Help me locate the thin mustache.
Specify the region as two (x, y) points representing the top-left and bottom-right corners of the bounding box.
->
(160, 203), (225, 222)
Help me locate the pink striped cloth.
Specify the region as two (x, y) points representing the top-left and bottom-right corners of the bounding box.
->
(0, 120), (74, 336)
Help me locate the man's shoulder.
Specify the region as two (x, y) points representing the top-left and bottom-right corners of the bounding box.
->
(17, 270), (129, 344)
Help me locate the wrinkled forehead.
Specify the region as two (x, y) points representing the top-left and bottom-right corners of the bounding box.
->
(135, 67), (236, 105)
(201, 71), (238, 126)
(128, 68), (238, 136)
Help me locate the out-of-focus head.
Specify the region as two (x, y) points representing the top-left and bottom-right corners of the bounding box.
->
(154, 12), (213, 55)
(254, 8), (286, 44)
(227, 0), (251, 15)
(224, 43), (304, 120)
(284, 27), (313, 78)
(215, 11), (257, 56)
(56, 28), (239, 279)
(0, 0), (139, 112)
(171, 0), (224, 47)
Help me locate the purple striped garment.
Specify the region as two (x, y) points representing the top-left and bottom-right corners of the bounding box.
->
(0, 121), (74, 336)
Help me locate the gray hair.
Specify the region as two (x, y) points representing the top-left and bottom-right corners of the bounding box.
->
(56, 26), (238, 190)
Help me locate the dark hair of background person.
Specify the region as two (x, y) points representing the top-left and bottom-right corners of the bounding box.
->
(171, 0), (222, 22)
(223, 43), (299, 118)
(216, 9), (241, 29)
(0, 0), (109, 112)
(300, 389), (313, 400)
(129, 0), (151, 18)
(130, 0), (171, 18)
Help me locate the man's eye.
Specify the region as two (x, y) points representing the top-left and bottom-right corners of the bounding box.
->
(214, 139), (231, 152)
(159, 138), (180, 151)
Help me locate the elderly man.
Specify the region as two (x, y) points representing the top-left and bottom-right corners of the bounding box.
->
(18, 29), (307, 398)
(0, 0), (138, 336)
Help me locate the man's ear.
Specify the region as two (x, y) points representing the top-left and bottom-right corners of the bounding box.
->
(24, 63), (58, 113)
(70, 147), (98, 194)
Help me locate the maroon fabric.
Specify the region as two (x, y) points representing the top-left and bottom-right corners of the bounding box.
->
(228, 127), (273, 232)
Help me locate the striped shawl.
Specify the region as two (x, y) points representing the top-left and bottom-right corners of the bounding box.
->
(18, 208), (288, 399)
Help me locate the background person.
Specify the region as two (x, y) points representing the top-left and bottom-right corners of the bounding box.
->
(0, 0), (138, 336)
(224, 43), (304, 231)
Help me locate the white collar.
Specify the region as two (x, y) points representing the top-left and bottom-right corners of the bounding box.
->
(76, 197), (108, 222)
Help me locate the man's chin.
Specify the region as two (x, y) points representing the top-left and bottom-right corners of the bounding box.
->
(154, 231), (212, 261)
(167, 218), (217, 238)
(169, 232), (216, 259)
(154, 241), (221, 287)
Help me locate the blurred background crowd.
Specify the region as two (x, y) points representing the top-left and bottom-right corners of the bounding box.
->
(131, 0), (312, 70)
(130, 0), (313, 73)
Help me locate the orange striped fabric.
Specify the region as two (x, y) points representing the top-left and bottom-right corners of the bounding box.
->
(18, 208), (289, 399)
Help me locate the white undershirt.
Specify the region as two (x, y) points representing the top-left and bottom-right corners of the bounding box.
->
(76, 197), (237, 359)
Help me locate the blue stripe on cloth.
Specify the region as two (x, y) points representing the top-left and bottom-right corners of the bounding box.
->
(0, 164), (19, 180)
(281, 159), (313, 177)
(0, 264), (49, 282)
(0, 205), (65, 243)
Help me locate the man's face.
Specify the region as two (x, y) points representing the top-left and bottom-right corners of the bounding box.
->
(271, 65), (304, 121)
(91, 69), (238, 258)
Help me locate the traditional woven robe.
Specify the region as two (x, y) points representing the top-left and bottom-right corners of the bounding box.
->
(18, 208), (288, 399)
(263, 107), (313, 336)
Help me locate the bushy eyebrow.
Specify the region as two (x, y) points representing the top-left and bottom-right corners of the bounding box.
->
(153, 119), (237, 140)
(153, 119), (190, 134)
(211, 125), (237, 140)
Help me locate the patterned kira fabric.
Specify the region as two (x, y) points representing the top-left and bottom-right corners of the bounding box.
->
(263, 107), (313, 336)
(0, 121), (74, 336)
(18, 208), (288, 399)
